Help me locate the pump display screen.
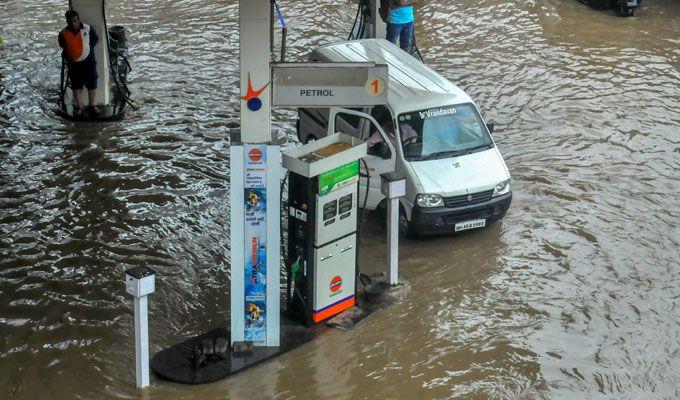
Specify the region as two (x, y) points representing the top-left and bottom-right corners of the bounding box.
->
(339, 194), (353, 215)
(323, 201), (338, 221)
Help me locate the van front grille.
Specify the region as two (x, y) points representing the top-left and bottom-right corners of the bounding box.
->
(443, 190), (494, 208)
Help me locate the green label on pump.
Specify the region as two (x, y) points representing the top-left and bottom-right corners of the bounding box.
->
(318, 161), (359, 196)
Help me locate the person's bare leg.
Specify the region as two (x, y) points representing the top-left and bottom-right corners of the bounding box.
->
(73, 89), (84, 110)
(87, 89), (101, 116)
(88, 89), (97, 107)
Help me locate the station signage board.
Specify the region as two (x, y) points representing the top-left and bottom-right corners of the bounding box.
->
(230, 145), (281, 347)
(272, 62), (388, 107)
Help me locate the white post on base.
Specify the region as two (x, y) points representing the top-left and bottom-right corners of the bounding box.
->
(125, 267), (156, 389)
(387, 197), (399, 285)
(381, 173), (406, 285)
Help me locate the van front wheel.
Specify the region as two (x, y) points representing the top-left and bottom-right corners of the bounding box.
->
(399, 207), (418, 239)
(377, 201), (418, 239)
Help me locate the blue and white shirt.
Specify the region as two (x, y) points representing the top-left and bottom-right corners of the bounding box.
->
(389, 6), (414, 24)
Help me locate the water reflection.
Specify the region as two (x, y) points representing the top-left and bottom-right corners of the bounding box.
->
(0, 0), (679, 399)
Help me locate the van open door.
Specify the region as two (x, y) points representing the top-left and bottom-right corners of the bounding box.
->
(328, 108), (396, 210)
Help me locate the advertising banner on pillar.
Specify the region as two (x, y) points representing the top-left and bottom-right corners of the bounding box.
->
(230, 145), (280, 348)
(243, 146), (267, 345)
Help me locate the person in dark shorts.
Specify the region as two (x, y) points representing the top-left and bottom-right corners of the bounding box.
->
(386, 0), (419, 51)
(58, 10), (99, 116)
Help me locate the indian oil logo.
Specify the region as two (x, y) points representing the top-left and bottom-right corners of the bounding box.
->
(248, 148), (263, 162)
(330, 276), (342, 293)
(241, 72), (270, 112)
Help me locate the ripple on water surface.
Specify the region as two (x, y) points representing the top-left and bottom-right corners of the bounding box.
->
(1, 0), (679, 399)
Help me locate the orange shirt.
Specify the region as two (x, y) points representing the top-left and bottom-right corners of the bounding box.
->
(59, 24), (92, 62)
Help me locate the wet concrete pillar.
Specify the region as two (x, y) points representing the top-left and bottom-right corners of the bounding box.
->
(70, 0), (111, 106)
(231, 0), (280, 349)
(239, 0), (272, 144)
(370, 0), (387, 39)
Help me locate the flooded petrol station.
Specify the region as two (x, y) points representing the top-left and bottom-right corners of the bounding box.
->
(1, 0), (679, 399)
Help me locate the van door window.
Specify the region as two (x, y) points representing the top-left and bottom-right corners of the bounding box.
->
(332, 111), (391, 159)
(333, 109), (365, 139)
(367, 106), (396, 157)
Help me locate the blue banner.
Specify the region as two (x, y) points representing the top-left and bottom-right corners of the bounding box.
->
(243, 146), (267, 344)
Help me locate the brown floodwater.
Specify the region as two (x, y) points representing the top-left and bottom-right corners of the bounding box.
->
(1, 0), (679, 399)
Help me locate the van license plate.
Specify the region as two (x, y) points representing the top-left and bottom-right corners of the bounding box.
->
(455, 218), (486, 232)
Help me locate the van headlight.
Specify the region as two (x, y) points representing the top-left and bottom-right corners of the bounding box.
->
(416, 194), (444, 208)
(493, 179), (511, 197)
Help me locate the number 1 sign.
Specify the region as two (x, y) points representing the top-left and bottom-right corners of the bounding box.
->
(365, 77), (386, 97)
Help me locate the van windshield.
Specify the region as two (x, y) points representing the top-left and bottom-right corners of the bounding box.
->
(398, 104), (493, 161)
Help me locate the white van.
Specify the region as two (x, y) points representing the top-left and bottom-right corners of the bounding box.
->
(297, 39), (512, 236)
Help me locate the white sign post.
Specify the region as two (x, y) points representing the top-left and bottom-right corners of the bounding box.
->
(272, 63), (388, 107)
(231, 0), (279, 348)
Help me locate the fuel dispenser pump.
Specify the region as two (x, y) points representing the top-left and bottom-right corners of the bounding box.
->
(283, 133), (368, 325)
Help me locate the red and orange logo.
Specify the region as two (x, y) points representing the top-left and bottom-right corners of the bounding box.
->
(330, 276), (342, 293)
(248, 148), (263, 162)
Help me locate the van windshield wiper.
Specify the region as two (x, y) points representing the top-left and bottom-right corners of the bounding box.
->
(462, 143), (492, 154)
(417, 149), (466, 161)
(410, 143), (493, 161)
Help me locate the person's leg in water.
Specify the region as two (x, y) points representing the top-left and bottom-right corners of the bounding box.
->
(69, 63), (85, 115)
(88, 89), (97, 110)
(386, 22), (404, 46)
(85, 57), (100, 116)
(73, 89), (84, 113)
(399, 21), (414, 51)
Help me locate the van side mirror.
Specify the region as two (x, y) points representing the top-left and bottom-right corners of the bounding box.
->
(486, 122), (495, 134)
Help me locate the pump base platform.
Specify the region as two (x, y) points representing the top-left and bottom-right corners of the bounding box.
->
(58, 84), (130, 123)
(327, 279), (412, 330)
(150, 324), (316, 384)
(152, 280), (411, 385)
(58, 102), (128, 123)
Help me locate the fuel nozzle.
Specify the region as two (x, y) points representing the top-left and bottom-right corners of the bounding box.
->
(287, 247), (308, 322)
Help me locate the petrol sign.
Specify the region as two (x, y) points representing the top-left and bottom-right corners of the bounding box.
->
(272, 62), (389, 107)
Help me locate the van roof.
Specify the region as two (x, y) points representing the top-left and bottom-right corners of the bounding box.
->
(311, 39), (473, 115)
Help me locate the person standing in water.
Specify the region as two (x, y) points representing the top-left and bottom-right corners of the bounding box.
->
(386, 0), (419, 51)
(58, 10), (100, 116)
